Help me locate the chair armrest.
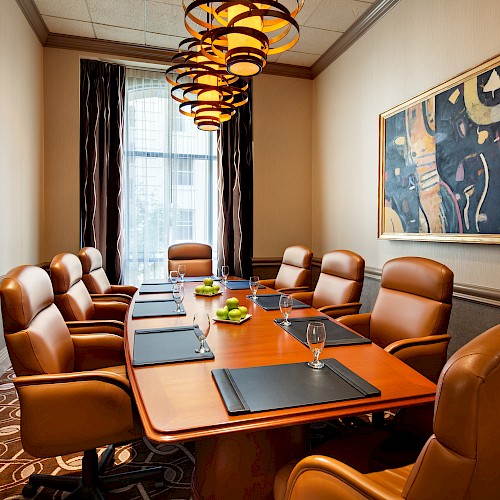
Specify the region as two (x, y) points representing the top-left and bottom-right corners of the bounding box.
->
(276, 286), (310, 294)
(259, 279), (276, 289)
(283, 455), (401, 500)
(385, 334), (451, 383)
(13, 371), (139, 457)
(290, 292), (314, 305)
(317, 302), (362, 319)
(91, 293), (131, 304)
(71, 333), (125, 370)
(93, 301), (128, 321)
(66, 320), (124, 336)
(336, 313), (372, 339)
(110, 284), (137, 297)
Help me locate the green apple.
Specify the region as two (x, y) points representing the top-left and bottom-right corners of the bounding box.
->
(195, 285), (204, 294)
(226, 297), (239, 310)
(204, 277), (214, 286)
(203, 285), (213, 295)
(216, 307), (229, 320)
(222, 305), (229, 316)
(228, 308), (242, 322)
(238, 306), (248, 319)
(212, 284), (220, 293)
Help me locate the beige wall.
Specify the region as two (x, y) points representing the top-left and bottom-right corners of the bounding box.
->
(253, 75), (313, 258)
(0, 0), (44, 274)
(312, 0), (500, 288)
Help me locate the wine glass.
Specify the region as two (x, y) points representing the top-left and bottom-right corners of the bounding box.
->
(249, 276), (260, 300)
(306, 322), (326, 369)
(169, 270), (179, 284)
(221, 265), (229, 284)
(279, 294), (293, 326)
(193, 313), (211, 353)
(178, 265), (186, 283)
(172, 284), (185, 313)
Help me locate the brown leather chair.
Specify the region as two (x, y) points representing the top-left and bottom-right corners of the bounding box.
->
(292, 250), (364, 318)
(275, 324), (500, 500)
(337, 257), (453, 383)
(167, 242), (213, 276)
(0, 265), (162, 498)
(79, 246), (137, 303)
(260, 245), (313, 293)
(50, 253), (128, 329)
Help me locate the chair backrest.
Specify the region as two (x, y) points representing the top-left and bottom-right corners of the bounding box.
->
(168, 243), (213, 276)
(79, 246), (112, 294)
(50, 253), (96, 321)
(0, 266), (75, 376)
(274, 246), (313, 290)
(312, 250), (365, 309)
(403, 324), (500, 499)
(370, 257), (453, 348)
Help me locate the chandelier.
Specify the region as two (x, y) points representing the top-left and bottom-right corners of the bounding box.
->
(166, 37), (249, 131)
(183, 1), (304, 77)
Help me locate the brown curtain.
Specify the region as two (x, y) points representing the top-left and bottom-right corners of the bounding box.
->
(217, 83), (253, 279)
(80, 59), (125, 284)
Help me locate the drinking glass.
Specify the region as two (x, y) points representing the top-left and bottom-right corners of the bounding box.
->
(249, 276), (260, 300)
(172, 284), (185, 313)
(221, 265), (229, 284)
(178, 265), (186, 283)
(169, 270), (179, 284)
(306, 322), (326, 369)
(279, 294), (293, 326)
(193, 313), (211, 353)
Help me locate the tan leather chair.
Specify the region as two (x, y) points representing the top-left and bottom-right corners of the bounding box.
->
(337, 257), (453, 383)
(292, 250), (364, 318)
(167, 242), (213, 276)
(50, 253), (128, 329)
(0, 265), (162, 498)
(260, 245), (313, 293)
(275, 324), (500, 500)
(79, 246), (137, 303)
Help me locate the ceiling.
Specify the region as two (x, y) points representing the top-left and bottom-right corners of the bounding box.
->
(30, 0), (379, 70)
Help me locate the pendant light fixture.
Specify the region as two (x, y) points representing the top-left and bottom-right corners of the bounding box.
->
(166, 37), (249, 131)
(184, 1), (303, 77)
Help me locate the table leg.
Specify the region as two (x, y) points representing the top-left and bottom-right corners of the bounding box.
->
(192, 425), (308, 500)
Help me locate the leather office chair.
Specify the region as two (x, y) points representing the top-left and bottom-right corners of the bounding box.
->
(292, 250), (364, 318)
(79, 246), (137, 303)
(337, 257), (453, 383)
(260, 245), (313, 293)
(275, 324), (500, 500)
(0, 265), (162, 498)
(50, 253), (128, 329)
(167, 242), (213, 276)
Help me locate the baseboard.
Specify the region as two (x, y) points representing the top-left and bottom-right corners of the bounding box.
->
(0, 347), (10, 376)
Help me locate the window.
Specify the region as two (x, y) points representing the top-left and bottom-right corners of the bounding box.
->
(123, 69), (217, 285)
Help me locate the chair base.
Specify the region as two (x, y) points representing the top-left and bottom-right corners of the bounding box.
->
(22, 445), (164, 499)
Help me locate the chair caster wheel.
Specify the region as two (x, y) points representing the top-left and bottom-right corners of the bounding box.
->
(22, 484), (39, 498)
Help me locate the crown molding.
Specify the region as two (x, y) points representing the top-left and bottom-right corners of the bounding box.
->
(311, 0), (400, 78)
(15, 0), (48, 45)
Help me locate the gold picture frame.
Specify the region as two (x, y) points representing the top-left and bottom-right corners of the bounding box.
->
(379, 54), (500, 244)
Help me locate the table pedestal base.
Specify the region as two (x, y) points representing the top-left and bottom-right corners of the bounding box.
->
(192, 425), (307, 500)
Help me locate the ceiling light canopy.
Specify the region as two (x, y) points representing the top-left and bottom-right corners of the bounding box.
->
(166, 37), (249, 131)
(184, 1), (304, 77)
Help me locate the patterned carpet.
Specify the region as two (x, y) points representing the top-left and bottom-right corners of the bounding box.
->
(0, 369), (194, 500)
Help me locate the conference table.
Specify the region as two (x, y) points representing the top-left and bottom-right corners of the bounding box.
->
(124, 278), (436, 500)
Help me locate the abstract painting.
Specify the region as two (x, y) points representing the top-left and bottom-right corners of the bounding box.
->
(379, 54), (500, 243)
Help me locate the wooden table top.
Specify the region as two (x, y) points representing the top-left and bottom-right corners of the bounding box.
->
(125, 280), (436, 443)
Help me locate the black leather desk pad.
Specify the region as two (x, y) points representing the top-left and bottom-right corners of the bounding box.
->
(212, 358), (380, 414)
(274, 316), (371, 347)
(246, 294), (310, 311)
(133, 326), (214, 366)
(139, 283), (175, 294)
(223, 280), (265, 290)
(132, 299), (186, 318)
